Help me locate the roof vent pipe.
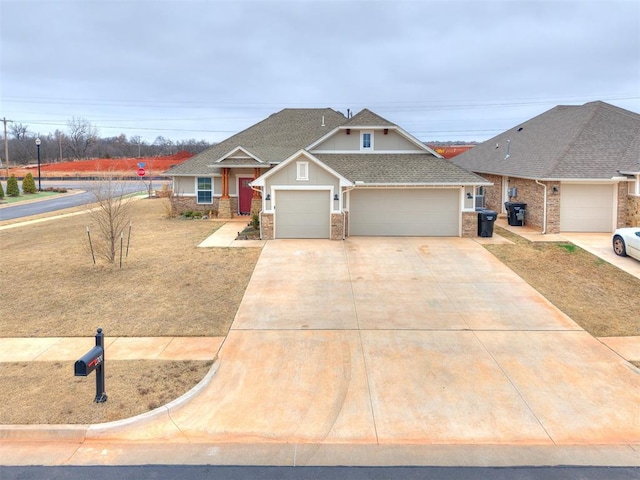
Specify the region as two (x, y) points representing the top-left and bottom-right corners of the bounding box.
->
(321, 115), (325, 127)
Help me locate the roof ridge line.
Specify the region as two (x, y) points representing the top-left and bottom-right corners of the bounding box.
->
(546, 103), (600, 177)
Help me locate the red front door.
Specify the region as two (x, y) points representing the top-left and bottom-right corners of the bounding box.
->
(239, 178), (253, 215)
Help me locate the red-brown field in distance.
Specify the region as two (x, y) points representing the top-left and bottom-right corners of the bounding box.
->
(5, 151), (193, 178)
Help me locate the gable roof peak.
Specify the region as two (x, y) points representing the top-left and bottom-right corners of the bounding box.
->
(344, 108), (396, 127)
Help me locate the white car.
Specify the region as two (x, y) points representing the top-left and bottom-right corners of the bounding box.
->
(612, 227), (640, 261)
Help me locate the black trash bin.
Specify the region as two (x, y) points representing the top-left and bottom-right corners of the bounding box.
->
(504, 202), (527, 226)
(477, 209), (497, 237)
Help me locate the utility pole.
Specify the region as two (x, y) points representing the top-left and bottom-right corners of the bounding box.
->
(2, 117), (12, 178)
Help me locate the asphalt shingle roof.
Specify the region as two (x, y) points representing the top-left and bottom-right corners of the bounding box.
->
(316, 153), (489, 185)
(166, 108), (347, 175)
(343, 109), (396, 127)
(451, 101), (640, 180)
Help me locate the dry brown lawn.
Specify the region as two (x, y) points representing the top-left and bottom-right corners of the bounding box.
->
(0, 197), (261, 337)
(485, 227), (640, 337)
(0, 360), (213, 424)
(0, 196), (260, 424)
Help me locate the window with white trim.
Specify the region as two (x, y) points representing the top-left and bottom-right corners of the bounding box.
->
(475, 186), (485, 209)
(297, 161), (309, 181)
(361, 131), (373, 151)
(197, 177), (213, 204)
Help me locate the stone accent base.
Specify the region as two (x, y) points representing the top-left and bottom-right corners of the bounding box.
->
(330, 213), (344, 240)
(261, 213), (274, 239)
(461, 211), (477, 237)
(251, 198), (262, 217)
(627, 195), (640, 227)
(218, 197), (233, 219)
(170, 196), (216, 217)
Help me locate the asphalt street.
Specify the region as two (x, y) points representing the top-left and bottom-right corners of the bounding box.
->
(0, 179), (163, 220)
(1, 466), (638, 480)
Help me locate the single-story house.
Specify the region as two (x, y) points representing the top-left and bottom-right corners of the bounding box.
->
(165, 108), (491, 240)
(451, 101), (640, 233)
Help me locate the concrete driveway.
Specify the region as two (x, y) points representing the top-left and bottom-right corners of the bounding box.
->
(87, 237), (640, 447)
(561, 232), (640, 280)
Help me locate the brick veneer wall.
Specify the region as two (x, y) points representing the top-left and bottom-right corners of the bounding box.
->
(461, 211), (477, 237)
(627, 195), (640, 227)
(475, 175), (562, 233)
(480, 174), (503, 212)
(616, 186), (628, 228)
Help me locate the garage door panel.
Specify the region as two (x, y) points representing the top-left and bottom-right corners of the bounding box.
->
(560, 184), (614, 232)
(350, 189), (459, 236)
(275, 190), (330, 239)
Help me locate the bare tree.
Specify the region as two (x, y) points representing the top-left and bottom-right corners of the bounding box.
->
(85, 175), (134, 264)
(9, 123), (29, 139)
(67, 117), (99, 160)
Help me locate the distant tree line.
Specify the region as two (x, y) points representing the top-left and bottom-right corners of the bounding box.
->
(1, 117), (213, 166)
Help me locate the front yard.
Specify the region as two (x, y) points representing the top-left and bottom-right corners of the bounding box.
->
(0, 200), (637, 424)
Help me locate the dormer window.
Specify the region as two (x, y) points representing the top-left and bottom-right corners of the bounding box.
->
(361, 131), (373, 151)
(297, 161), (309, 181)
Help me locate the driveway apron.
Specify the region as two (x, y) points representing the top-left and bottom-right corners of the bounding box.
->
(88, 238), (640, 445)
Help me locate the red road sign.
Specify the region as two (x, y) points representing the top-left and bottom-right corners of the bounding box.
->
(137, 168), (146, 177)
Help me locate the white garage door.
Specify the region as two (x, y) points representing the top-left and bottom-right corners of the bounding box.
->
(560, 184), (614, 232)
(275, 190), (331, 239)
(349, 188), (460, 236)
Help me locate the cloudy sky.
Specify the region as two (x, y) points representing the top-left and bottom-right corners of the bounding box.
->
(1, 0), (638, 145)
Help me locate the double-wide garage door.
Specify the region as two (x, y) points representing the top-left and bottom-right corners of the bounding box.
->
(560, 184), (614, 232)
(349, 188), (460, 236)
(275, 190), (330, 239)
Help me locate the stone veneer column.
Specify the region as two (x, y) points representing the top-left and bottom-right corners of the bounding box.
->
(261, 213), (274, 239)
(217, 198), (233, 218)
(330, 213), (344, 240)
(251, 197), (262, 217)
(461, 211), (477, 237)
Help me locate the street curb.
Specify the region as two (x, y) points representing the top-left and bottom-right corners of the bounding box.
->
(0, 360), (220, 443)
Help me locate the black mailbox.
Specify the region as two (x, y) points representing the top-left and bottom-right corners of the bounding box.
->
(74, 328), (107, 403)
(74, 346), (104, 376)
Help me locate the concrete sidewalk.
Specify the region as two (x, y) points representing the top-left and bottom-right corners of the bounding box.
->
(198, 217), (265, 248)
(0, 337), (224, 362)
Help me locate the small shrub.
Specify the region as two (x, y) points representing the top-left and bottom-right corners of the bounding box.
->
(0, 181), (4, 198)
(192, 211), (203, 219)
(6, 174), (20, 197)
(182, 211), (193, 218)
(22, 172), (37, 194)
(251, 213), (259, 230)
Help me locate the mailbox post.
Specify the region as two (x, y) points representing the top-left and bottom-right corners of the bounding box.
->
(74, 328), (108, 403)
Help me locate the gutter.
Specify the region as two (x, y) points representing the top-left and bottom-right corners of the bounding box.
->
(535, 179), (547, 234)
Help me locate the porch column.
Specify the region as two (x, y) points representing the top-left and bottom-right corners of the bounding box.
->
(218, 168), (232, 218)
(221, 168), (230, 198)
(253, 168), (261, 198)
(251, 168), (262, 216)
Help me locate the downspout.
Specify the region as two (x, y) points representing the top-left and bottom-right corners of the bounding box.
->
(249, 184), (264, 239)
(535, 179), (547, 234)
(341, 185), (357, 240)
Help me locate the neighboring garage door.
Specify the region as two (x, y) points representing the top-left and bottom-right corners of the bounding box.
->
(560, 184), (614, 232)
(275, 190), (331, 239)
(349, 188), (460, 236)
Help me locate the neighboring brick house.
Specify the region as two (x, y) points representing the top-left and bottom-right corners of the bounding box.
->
(452, 101), (640, 233)
(165, 108), (490, 240)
